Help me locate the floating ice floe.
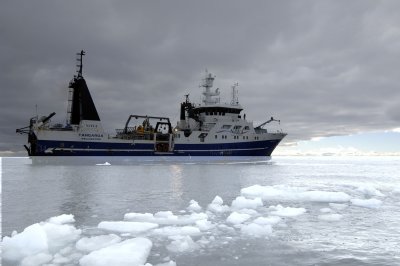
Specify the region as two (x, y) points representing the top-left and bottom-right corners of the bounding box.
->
(355, 185), (385, 197)
(195, 219), (215, 231)
(79, 237), (152, 266)
(226, 212), (251, 225)
(187, 199), (202, 212)
(329, 203), (348, 210)
(166, 235), (198, 253)
(75, 234), (122, 252)
(252, 216), (282, 225)
(3, 183), (389, 266)
(153, 226), (201, 237)
(318, 213), (343, 222)
(231, 196), (263, 210)
(240, 223), (272, 237)
(124, 211), (208, 226)
(48, 214), (75, 225)
(207, 195), (230, 213)
(241, 185), (351, 202)
(268, 204), (306, 217)
(393, 187), (400, 195)
(350, 198), (383, 209)
(2, 214), (82, 264)
(98, 221), (159, 234)
(95, 162), (111, 166)
(319, 208), (333, 213)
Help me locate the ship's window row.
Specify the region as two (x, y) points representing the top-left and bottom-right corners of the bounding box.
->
(205, 112), (226, 116)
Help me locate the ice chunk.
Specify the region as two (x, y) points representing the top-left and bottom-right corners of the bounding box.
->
(269, 205), (306, 217)
(42, 222), (82, 253)
(329, 203), (348, 210)
(318, 214), (343, 222)
(166, 235), (198, 253)
(187, 199), (202, 212)
(253, 216), (282, 225)
(96, 162), (111, 166)
(351, 198), (382, 209)
(241, 185), (351, 202)
(52, 253), (71, 264)
(20, 252), (53, 266)
(79, 237), (152, 266)
(356, 185), (385, 197)
(241, 223), (272, 237)
(211, 196), (224, 205)
(226, 212), (251, 225)
(2, 215), (81, 263)
(231, 196), (263, 210)
(48, 214), (75, 225)
(207, 196), (230, 213)
(98, 221), (158, 234)
(319, 208), (333, 213)
(236, 208), (259, 216)
(124, 211), (208, 225)
(153, 226), (201, 236)
(2, 223), (48, 262)
(195, 219), (215, 231)
(155, 211), (176, 218)
(155, 261), (177, 266)
(124, 212), (155, 221)
(76, 234), (122, 252)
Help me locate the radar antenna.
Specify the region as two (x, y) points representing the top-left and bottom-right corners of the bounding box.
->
(184, 94), (190, 103)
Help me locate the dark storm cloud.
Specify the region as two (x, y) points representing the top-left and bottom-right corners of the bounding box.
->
(1, 0), (400, 151)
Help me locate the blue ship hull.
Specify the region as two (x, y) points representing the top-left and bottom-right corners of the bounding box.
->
(33, 139), (283, 156)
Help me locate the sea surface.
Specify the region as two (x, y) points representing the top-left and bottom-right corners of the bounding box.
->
(2, 156), (400, 265)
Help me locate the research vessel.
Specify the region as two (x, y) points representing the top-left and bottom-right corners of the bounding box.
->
(16, 51), (286, 156)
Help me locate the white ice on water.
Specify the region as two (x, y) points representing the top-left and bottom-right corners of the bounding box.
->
(268, 205), (306, 217)
(75, 234), (122, 252)
(241, 185), (352, 202)
(2, 183), (394, 266)
(317, 213), (343, 222)
(98, 221), (159, 234)
(95, 162), (111, 166)
(79, 238), (152, 266)
(350, 198), (383, 209)
(226, 212), (251, 225)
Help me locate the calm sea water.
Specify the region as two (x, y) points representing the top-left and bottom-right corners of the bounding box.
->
(2, 156), (400, 265)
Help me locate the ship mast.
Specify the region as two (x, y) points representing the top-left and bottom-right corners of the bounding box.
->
(231, 82), (239, 106)
(201, 70), (220, 105)
(67, 50), (88, 124)
(76, 50), (85, 78)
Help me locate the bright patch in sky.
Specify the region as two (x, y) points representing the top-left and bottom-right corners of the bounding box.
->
(277, 130), (400, 156)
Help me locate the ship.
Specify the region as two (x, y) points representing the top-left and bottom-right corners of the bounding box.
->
(16, 51), (286, 156)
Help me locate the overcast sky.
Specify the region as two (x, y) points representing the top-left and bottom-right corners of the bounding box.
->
(1, 0), (400, 153)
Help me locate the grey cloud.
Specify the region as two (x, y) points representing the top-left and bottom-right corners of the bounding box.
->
(1, 0), (400, 152)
